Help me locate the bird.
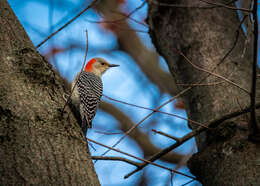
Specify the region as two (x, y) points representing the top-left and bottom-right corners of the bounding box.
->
(70, 57), (119, 134)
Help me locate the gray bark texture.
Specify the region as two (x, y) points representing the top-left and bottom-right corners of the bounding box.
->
(148, 0), (260, 185)
(0, 0), (100, 185)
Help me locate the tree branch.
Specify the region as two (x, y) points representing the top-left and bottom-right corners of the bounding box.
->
(87, 137), (197, 180)
(152, 129), (180, 142)
(199, 0), (251, 12)
(36, 0), (98, 48)
(176, 49), (250, 94)
(125, 101), (260, 178)
(148, 0), (251, 12)
(99, 101), (184, 164)
(99, 87), (192, 158)
(103, 95), (208, 128)
(91, 156), (142, 167)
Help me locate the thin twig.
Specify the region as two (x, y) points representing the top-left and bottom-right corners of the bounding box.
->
(169, 14), (242, 94)
(112, 11), (147, 27)
(181, 179), (196, 186)
(36, 0), (98, 48)
(148, 0), (251, 12)
(91, 156), (141, 167)
(103, 95), (209, 129)
(199, 0), (252, 12)
(152, 129), (180, 142)
(61, 30), (89, 114)
(177, 81), (225, 86)
(105, 23), (148, 33)
(86, 20), (148, 33)
(249, 0), (260, 139)
(98, 87), (193, 158)
(124, 101), (260, 178)
(95, 1), (146, 25)
(177, 50), (250, 94)
(219, 15), (247, 65)
(87, 137), (197, 180)
(87, 1), (147, 33)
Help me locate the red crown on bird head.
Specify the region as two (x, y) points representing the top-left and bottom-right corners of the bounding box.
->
(84, 58), (97, 72)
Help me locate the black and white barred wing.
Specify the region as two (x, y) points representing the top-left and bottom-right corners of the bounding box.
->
(77, 72), (103, 128)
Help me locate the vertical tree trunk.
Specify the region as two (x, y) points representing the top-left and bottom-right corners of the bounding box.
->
(0, 0), (100, 185)
(148, 0), (260, 185)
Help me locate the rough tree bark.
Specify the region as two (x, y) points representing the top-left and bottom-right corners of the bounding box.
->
(148, 0), (260, 185)
(0, 0), (100, 185)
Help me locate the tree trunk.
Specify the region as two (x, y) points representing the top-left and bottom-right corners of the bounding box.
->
(148, 0), (260, 185)
(0, 0), (100, 185)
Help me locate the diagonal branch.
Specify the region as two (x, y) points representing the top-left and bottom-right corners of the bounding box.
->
(62, 30), (89, 114)
(176, 49), (250, 94)
(98, 87), (192, 158)
(152, 129), (180, 142)
(124, 101), (260, 178)
(91, 156), (142, 167)
(36, 0), (98, 48)
(198, 0), (252, 12)
(103, 95), (208, 128)
(91, 1), (146, 25)
(87, 137), (197, 180)
(148, 0), (251, 12)
(99, 101), (184, 164)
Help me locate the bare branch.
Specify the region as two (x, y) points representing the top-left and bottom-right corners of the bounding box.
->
(86, 137), (197, 180)
(103, 95), (209, 129)
(177, 81), (225, 86)
(91, 156), (142, 167)
(198, 0), (252, 12)
(176, 49), (250, 94)
(181, 179), (196, 186)
(152, 129), (180, 142)
(91, 1), (146, 26)
(124, 101), (260, 178)
(111, 11), (147, 27)
(99, 101), (184, 164)
(218, 14), (247, 65)
(148, 0), (251, 12)
(62, 30), (89, 114)
(99, 87), (192, 158)
(36, 0), (98, 48)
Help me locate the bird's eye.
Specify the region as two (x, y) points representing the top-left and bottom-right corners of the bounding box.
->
(101, 63), (105, 65)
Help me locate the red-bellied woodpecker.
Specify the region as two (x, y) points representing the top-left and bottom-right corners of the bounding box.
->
(71, 57), (119, 133)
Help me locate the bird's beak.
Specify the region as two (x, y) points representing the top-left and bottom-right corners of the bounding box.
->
(109, 64), (120, 67)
